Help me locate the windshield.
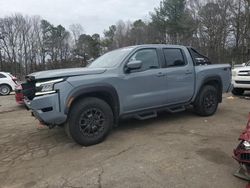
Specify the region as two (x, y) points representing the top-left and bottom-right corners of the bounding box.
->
(88, 47), (134, 68)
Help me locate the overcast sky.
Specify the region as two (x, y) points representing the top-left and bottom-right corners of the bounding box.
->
(0, 0), (161, 35)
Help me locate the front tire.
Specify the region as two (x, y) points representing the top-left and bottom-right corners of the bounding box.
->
(67, 97), (113, 146)
(194, 85), (219, 116)
(232, 88), (244, 96)
(0, 84), (11, 96)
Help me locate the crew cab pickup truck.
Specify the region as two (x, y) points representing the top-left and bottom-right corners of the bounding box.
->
(22, 45), (232, 146)
(232, 60), (250, 95)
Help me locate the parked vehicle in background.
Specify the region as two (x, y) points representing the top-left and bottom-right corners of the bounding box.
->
(233, 63), (245, 68)
(233, 113), (250, 181)
(15, 85), (24, 104)
(0, 72), (18, 96)
(22, 45), (232, 146)
(232, 60), (250, 95)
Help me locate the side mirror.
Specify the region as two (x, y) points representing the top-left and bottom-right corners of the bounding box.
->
(126, 60), (142, 71)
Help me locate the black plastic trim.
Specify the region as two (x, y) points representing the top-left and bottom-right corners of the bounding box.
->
(198, 76), (223, 103)
(120, 102), (190, 119)
(65, 83), (120, 122)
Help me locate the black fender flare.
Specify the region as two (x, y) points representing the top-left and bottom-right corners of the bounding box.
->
(196, 75), (223, 103)
(64, 83), (120, 121)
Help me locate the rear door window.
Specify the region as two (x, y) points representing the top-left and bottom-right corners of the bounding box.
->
(163, 49), (186, 67)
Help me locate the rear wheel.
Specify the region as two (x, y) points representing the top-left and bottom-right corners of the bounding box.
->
(67, 97), (113, 146)
(232, 88), (244, 96)
(194, 85), (219, 116)
(0, 84), (11, 96)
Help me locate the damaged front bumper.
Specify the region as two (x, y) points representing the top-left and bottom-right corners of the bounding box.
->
(24, 93), (67, 126)
(233, 141), (250, 180)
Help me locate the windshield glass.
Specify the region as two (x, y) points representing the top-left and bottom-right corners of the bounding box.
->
(88, 47), (134, 68)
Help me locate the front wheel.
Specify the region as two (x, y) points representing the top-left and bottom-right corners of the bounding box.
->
(194, 85), (219, 116)
(66, 97), (114, 146)
(0, 84), (11, 96)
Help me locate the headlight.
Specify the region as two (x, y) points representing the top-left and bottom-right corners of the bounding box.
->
(35, 78), (64, 96)
(243, 141), (250, 150)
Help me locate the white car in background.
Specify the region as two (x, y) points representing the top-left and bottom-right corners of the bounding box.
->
(232, 61), (250, 95)
(0, 72), (18, 95)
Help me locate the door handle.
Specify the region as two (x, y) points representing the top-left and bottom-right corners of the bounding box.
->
(185, 70), (193, 75)
(156, 72), (165, 77)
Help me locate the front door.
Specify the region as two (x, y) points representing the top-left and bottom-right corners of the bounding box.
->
(119, 48), (168, 113)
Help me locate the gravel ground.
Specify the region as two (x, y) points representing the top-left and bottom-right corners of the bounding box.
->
(0, 93), (249, 188)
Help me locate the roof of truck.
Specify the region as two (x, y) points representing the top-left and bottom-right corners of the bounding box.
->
(130, 44), (186, 49)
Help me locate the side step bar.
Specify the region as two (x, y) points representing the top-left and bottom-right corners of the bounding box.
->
(167, 106), (186, 113)
(133, 105), (186, 120)
(135, 111), (157, 120)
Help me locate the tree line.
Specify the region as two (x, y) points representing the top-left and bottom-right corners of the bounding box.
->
(0, 0), (249, 78)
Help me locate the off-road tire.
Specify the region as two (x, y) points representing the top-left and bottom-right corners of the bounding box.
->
(232, 88), (244, 96)
(194, 85), (219, 116)
(67, 97), (113, 146)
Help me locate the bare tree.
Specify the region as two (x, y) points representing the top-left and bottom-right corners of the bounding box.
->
(69, 24), (84, 45)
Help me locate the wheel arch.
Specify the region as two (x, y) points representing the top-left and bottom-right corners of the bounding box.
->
(65, 84), (120, 124)
(196, 76), (223, 103)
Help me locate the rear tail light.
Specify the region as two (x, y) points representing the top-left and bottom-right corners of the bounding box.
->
(15, 84), (22, 91)
(12, 76), (18, 84)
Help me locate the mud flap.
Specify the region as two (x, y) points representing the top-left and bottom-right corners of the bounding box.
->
(234, 165), (250, 181)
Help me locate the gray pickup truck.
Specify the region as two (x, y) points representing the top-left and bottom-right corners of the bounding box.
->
(23, 45), (232, 146)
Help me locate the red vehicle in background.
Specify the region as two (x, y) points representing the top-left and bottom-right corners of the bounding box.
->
(233, 113), (250, 181)
(15, 84), (24, 104)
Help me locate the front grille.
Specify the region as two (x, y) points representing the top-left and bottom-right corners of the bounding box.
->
(240, 153), (250, 161)
(238, 70), (250, 76)
(235, 80), (250, 84)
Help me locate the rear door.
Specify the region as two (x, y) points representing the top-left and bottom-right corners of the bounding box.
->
(163, 48), (195, 104)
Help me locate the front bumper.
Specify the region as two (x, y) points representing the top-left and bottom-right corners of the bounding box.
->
(233, 141), (250, 180)
(232, 76), (250, 89)
(24, 93), (67, 126)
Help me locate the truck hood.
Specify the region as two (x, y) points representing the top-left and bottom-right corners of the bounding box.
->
(233, 66), (250, 71)
(26, 67), (107, 80)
